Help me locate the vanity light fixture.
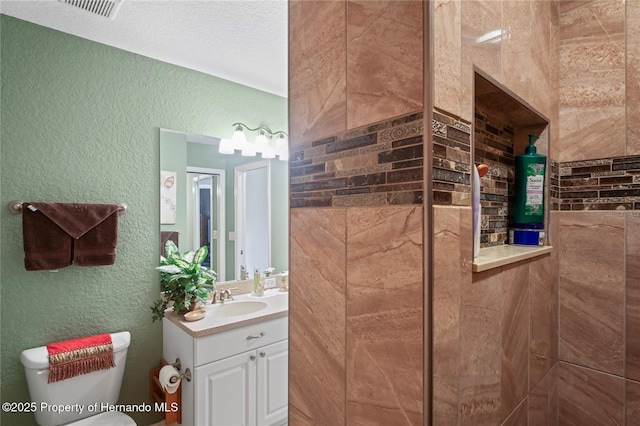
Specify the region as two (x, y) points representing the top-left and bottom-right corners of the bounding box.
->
(219, 123), (288, 161)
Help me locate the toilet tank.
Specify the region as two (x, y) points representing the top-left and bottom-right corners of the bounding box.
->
(20, 331), (131, 426)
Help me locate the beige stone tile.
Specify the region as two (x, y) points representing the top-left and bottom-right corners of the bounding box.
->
(501, 262), (530, 421)
(529, 369), (550, 425)
(529, 0), (553, 119)
(502, 398), (527, 426)
(627, 215), (640, 381)
(558, 212), (625, 375)
(460, 0), (501, 122)
(346, 206), (423, 425)
(432, 206), (472, 424)
(558, 0), (626, 161)
(289, 208), (347, 426)
(628, 379), (640, 425)
(549, 212), (560, 364)
(346, 1), (423, 130)
(628, 0), (640, 155)
(529, 255), (552, 390)
(558, 362), (624, 425)
(466, 265), (502, 312)
(289, 0), (347, 145)
(501, 0), (532, 104)
(459, 305), (501, 425)
(549, 363), (558, 425)
(549, 8), (560, 161)
(433, 0), (462, 118)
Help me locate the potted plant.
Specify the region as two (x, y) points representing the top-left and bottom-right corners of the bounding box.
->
(151, 240), (216, 322)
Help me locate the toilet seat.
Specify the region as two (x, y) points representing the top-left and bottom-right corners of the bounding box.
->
(66, 411), (136, 426)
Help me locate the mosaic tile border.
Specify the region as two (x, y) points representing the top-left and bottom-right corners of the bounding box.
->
(290, 112), (424, 207)
(558, 156), (640, 210)
(432, 108), (472, 206)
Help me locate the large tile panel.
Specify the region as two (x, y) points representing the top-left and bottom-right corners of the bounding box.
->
(432, 206), (472, 423)
(346, 206), (423, 425)
(628, 214), (640, 381)
(558, 212), (625, 375)
(558, 0), (626, 161)
(289, 0), (347, 145)
(501, 0), (532, 104)
(629, 0), (640, 155)
(501, 262), (530, 421)
(530, 255), (553, 389)
(460, 268), (502, 425)
(346, 1), (423, 129)
(289, 209), (347, 426)
(628, 379), (640, 425)
(433, 0), (462, 118)
(558, 362), (624, 425)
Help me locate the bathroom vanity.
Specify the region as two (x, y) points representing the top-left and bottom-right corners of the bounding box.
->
(162, 290), (288, 426)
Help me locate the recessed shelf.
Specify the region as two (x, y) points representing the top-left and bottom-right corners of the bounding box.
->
(472, 244), (553, 272)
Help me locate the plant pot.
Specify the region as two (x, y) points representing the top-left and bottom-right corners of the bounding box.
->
(177, 296), (199, 314)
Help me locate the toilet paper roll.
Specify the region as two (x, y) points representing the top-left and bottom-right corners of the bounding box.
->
(158, 365), (181, 394)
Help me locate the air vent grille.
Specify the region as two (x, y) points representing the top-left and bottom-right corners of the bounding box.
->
(58, 0), (124, 20)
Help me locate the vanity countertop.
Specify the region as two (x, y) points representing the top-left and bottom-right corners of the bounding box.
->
(164, 289), (289, 338)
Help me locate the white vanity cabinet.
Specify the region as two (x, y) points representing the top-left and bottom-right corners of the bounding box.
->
(163, 313), (288, 426)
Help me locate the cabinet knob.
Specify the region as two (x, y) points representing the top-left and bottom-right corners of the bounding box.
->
(250, 354), (256, 361)
(259, 352), (266, 358)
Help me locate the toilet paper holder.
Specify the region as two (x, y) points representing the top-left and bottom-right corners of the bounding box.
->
(169, 358), (192, 383)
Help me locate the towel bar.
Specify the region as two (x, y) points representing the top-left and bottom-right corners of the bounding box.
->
(9, 201), (127, 214)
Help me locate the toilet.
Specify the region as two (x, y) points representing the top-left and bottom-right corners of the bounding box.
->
(20, 331), (136, 426)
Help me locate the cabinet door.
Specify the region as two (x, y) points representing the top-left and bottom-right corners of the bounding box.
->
(196, 350), (257, 426)
(256, 340), (288, 426)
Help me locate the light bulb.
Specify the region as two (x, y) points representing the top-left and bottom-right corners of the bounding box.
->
(275, 134), (288, 161)
(232, 125), (247, 151)
(255, 131), (269, 153)
(218, 138), (235, 154)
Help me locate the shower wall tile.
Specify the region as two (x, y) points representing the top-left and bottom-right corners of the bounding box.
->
(550, 3), (561, 161)
(529, 364), (559, 426)
(628, 379), (640, 425)
(501, 262), (530, 421)
(529, 254), (553, 389)
(459, 269), (502, 425)
(502, 398), (527, 426)
(289, 209), (347, 426)
(558, 362), (624, 425)
(558, 212), (625, 375)
(346, 206), (423, 425)
(629, 0), (640, 155)
(346, 1), (423, 129)
(460, 0), (501, 122)
(502, 0), (532, 104)
(549, 212), (560, 364)
(627, 214), (640, 381)
(558, 0), (626, 162)
(433, 206), (472, 424)
(530, 0), (553, 119)
(433, 0), (462, 118)
(289, 0), (346, 146)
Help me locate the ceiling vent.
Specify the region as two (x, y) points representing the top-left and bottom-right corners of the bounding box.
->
(58, 0), (124, 20)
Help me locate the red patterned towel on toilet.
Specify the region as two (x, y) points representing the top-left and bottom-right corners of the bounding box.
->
(46, 334), (115, 383)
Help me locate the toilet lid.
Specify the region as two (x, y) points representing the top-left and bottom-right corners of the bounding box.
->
(66, 411), (136, 426)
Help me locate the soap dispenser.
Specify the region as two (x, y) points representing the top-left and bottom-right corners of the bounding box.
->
(513, 134), (546, 226)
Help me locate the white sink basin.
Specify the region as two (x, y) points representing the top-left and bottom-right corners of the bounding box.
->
(211, 301), (268, 317)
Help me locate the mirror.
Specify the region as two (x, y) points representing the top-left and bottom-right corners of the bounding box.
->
(160, 129), (289, 282)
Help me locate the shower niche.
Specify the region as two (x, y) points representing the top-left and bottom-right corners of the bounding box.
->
(472, 70), (553, 272)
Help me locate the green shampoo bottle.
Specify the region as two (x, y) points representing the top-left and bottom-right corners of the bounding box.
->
(513, 135), (546, 226)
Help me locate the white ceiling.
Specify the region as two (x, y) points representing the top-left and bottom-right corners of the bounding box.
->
(0, 0), (288, 97)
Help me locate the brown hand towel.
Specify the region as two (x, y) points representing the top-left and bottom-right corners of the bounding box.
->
(22, 203), (121, 271)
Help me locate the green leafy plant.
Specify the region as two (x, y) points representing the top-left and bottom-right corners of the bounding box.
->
(151, 240), (216, 322)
